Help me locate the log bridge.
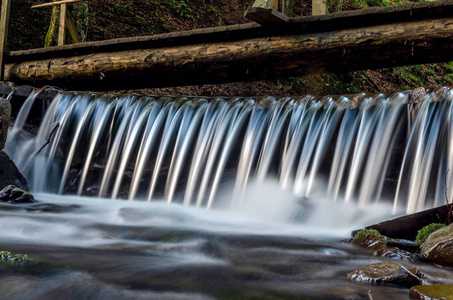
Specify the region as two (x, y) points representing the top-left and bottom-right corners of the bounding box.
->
(3, 0), (453, 90)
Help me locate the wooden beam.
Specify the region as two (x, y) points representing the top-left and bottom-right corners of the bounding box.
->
(246, 0), (290, 24)
(250, 0), (279, 10)
(31, 0), (86, 9)
(0, 0), (11, 81)
(353, 204), (453, 240)
(245, 7), (290, 24)
(58, 4), (67, 46)
(66, 16), (80, 43)
(312, 0), (327, 15)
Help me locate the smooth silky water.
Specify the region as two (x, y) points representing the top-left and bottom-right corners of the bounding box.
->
(2, 88), (453, 299)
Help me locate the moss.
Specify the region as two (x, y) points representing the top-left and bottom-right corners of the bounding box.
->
(0, 251), (31, 267)
(353, 228), (381, 241)
(415, 223), (445, 243)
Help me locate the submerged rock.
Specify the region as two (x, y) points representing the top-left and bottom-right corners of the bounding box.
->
(420, 223), (453, 267)
(410, 284), (453, 300)
(352, 233), (419, 262)
(0, 151), (28, 190)
(0, 185), (34, 204)
(348, 261), (424, 287)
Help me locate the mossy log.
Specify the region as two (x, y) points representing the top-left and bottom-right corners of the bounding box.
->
(4, 1), (453, 90)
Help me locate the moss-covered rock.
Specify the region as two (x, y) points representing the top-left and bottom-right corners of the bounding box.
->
(0, 251), (31, 267)
(0, 185), (34, 204)
(353, 228), (382, 240)
(352, 232), (419, 262)
(420, 223), (453, 267)
(416, 223), (445, 243)
(410, 284), (453, 300)
(347, 261), (424, 287)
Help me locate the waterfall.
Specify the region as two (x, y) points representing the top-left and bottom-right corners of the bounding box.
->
(5, 88), (453, 213)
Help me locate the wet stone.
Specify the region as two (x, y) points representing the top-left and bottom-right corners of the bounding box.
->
(347, 261), (424, 287)
(410, 284), (453, 300)
(420, 223), (453, 267)
(352, 233), (387, 251)
(0, 151), (28, 191)
(352, 233), (419, 262)
(0, 185), (35, 204)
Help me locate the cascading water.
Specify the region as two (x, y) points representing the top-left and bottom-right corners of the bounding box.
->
(5, 87), (453, 214)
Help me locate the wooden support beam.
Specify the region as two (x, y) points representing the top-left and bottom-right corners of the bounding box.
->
(31, 0), (86, 9)
(0, 0), (11, 81)
(312, 0), (327, 15)
(66, 16), (80, 43)
(250, 0), (280, 10)
(58, 4), (67, 46)
(246, 0), (290, 24)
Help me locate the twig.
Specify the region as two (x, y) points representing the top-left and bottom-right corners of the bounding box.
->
(34, 123), (59, 156)
(442, 169), (452, 225)
(22, 123), (59, 172)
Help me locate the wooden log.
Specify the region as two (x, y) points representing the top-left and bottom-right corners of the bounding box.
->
(312, 0), (327, 15)
(31, 0), (86, 9)
(0, 0), (11, 80)
(353, 204), (453, 240)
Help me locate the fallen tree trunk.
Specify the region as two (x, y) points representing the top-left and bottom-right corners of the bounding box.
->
(4, 3), (453, 90)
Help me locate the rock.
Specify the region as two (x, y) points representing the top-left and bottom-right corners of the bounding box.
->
(0, 151), (28, 190)
(0, 96), (11, 150)
(380, 248), (419, 262)
(410, 284), (453, 300)
(347, 261), (424, 287)
(352, 233), (387, 251)
(420, 223), (453, 267)
(0, 185), (34, 204)
(352, 233), (419, 262)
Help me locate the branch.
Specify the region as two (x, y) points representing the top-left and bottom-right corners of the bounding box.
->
(22, 123), (59, 172)
(444, 169), (452, 225)
(34, 123), (59, 156)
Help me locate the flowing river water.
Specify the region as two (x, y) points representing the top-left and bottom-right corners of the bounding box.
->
(2, 88), (453, 299)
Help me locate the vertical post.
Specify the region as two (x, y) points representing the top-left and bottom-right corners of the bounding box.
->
(0, 0), (11, 81)
(312, 0), (327, 15)
(58, 3), (67, 46)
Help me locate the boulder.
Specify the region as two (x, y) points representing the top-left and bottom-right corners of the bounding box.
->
(0, 151), (28, 190)
(0, 96), (11, 150)
(0, 185), (34, 204)
(410, 284), (453, 300)
(347, 261), (424, 287)
(420, 223), (453, 267)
